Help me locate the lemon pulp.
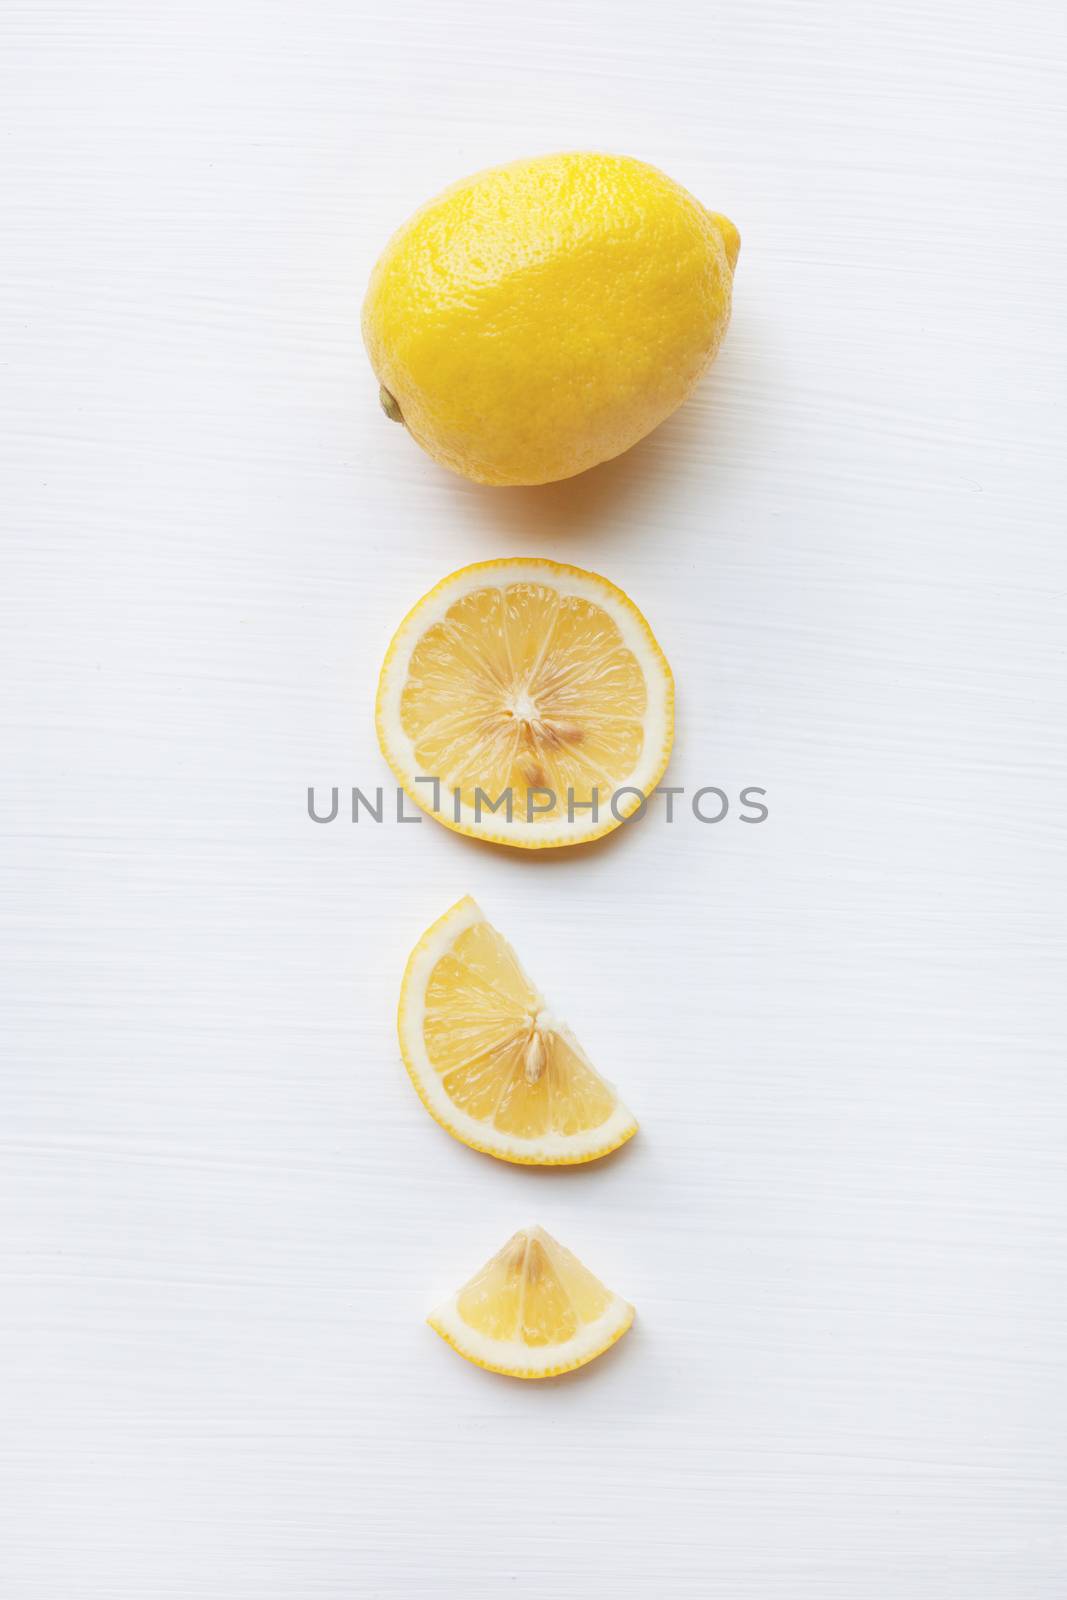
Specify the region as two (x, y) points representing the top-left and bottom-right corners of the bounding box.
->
(403, 580), (646, 819)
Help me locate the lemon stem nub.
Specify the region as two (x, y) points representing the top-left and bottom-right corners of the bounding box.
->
(379, 385), (404, 424)
(708, 213), (741, 273)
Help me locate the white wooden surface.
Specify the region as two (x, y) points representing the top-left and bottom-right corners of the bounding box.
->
(3, 1), (1066, 1595)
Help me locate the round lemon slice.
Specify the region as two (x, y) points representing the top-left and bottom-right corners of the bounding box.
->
(398, 896), (637, 1165)
(429, 1226), (634, 1379)
(376, 558), (673, 848)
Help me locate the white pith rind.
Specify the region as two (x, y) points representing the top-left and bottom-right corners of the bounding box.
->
(428, 1291), (635, 1378)
(398, 896), (638, 1164)
(376, 558), (674, 849)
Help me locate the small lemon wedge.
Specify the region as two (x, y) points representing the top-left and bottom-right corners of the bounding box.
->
(376, 558), (673, 849)
(398, 896), (637, 1165)
(429, 1226), (634, 1379)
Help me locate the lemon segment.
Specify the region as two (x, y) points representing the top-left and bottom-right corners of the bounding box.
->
(429, 1226), (634, 1378)
(376, 558), (674, 849)
(398, 897), (637, 1165)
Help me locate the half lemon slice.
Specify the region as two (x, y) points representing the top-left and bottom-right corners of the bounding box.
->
(376, 558), (673, 848)
(429, 1226), (634, 1379)
(398, 896), (637, 1165)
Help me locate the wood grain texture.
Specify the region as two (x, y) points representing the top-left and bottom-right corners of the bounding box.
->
(2, 0), (1065, 1595)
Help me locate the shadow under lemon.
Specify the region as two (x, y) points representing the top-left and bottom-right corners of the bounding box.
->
(425, 795), (663, 869)
(433, 1115), (643, 1180)
(438, 325), (756, 546)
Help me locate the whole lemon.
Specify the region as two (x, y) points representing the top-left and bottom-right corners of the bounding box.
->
(362, 152), (739, 487)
